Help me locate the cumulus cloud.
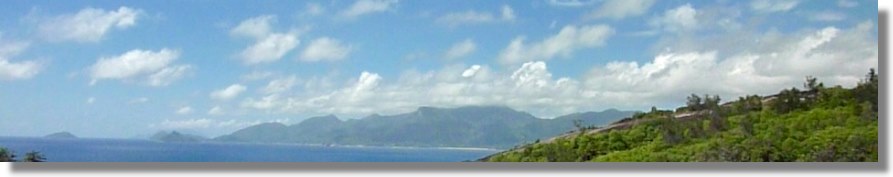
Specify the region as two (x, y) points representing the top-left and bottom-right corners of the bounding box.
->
(444, 39), (476, 60)
(750, 0), (800, 13)
(339, 0), (399, 19)
(461, 65), (482, 78)
(147, 65), (192, 87)
(649, 4), (699, 33)
(231, 15), (301, 65)
(210, 84), (247, 101)
(0, 59), (42, 81)
(38, 7), (141, 43)
(303, 3), (326, 17)
(240, 32), (299, 64)
(587, 23), (877, 108)
(207, 106), (224, 115)
(0, 40), (42, 81)
(230, 15), (275, 39)
(498, 24), (614, 65)
(263, 75), (299, 94)
(89, 48), (191, 86)
(585, 0), (656, 20)
(437, 5), (516, 27)
(176, 106), (193, 115)
(240, 70), (276, 81)
(299, 37), (352, 62)
(809, 11), (846, 22)
(231, 20), (876, 118)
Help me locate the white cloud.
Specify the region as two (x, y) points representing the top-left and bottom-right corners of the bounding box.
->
(585, 23), (877, 108)
(176, 106), (193, 115)
(147, 65), (192, 87)
(0, 40), (29, 58)
(303, 3), (326, 17)
(444, 39), (476, 60)
(461, 65), (482, 78)
(498, 24), (614, 65)
(263, 75), (299, 94)
(207, 106), (224, 115)
(437, 5), (516, 27)
(585, 0), (656, 20)
(546, 0), (596, 7)
(230, 15), (275, 39)
(38, 7), (141, 43)
(750, 0), (800, 13)
(231, 15), (301, 65)
(240, 32), (300, 65)
(210, 84), (247, 101)
(0, 40), (42, 81)
(240, 70), (276, 81)
(809, 11), (846, 22)
(649, 4), (699, 33)
(501, 5), (516, 21)
(0, 59), (42, 81)
(241, 94), (280, 111)
(86, 97), (96, 104)
(89, 48), (191, 86)
(837, 0), (858, 8)
(232, 21), (876, 118)
(299, 37), (352, 62)
(339, 0), (399, 19)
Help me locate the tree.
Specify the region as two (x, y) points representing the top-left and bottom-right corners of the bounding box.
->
(0, 147), (15, 162)
(23, 151), (46, 162)
(854, 68), (879, 112)
(804, 76), (824, 104)
(573, 119), (585, 134)
(687, 94), (703, 111)
(704, 94), (721, 110)
(773, 88), (803, 114)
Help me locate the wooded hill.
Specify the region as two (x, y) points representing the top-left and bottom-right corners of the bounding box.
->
(483, 69), (879, 162)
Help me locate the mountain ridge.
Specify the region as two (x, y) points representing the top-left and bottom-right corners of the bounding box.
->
(215, 106), (635, 148)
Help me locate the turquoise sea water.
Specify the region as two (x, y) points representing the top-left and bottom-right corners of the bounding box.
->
(0, 137), (499, 162)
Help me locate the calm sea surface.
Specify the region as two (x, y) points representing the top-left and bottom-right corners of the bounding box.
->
(0, 137), (500, 162)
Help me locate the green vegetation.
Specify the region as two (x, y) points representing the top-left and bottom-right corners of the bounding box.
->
(486, 69), (878, 162)
(0, 147), (46, 162)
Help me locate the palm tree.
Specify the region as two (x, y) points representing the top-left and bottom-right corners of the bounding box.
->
(23, 151), (46, 162)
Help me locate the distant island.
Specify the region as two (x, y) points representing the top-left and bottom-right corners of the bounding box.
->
(44, 132), (77, 139)
(214, 106), (634, 149)
(150, 131), (208, 143)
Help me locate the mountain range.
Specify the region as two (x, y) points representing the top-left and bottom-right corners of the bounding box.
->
(214, 106), (634, 148)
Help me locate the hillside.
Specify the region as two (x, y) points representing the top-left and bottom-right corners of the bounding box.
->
(214, 106), (634, 148)
(483, 70), (879, 162)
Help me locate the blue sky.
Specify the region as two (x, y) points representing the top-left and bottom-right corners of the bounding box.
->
(0, 0), (878, 138)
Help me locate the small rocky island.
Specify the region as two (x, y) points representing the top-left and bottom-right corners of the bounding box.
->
(44, 132), (78, 139)
(150, 131), (207, 143)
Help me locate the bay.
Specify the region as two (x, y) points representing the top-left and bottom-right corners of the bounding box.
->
(0, 137), (499, 162)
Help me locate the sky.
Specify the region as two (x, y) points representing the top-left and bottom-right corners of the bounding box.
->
(0, 0), (878, 138)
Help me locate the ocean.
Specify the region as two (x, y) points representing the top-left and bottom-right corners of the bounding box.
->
(0, 137), (500, 162)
